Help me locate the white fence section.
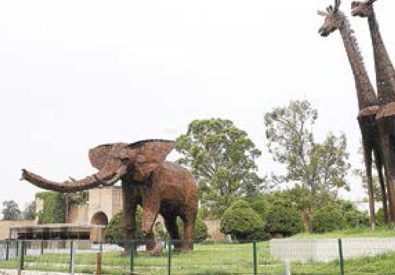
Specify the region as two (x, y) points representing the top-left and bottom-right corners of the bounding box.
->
(270, 237), (395, 263)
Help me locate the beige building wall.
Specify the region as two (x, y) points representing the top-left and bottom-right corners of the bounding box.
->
(68, 204), (88, 224)
(0, 220), (36, 240)
(87, 186), (123, 224)
(204, 219), (226, 241)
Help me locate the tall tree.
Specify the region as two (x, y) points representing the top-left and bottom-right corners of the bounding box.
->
(264, 100), (351, 226)
(22, 201), (36, 220)
(176, 118), (263, 217)
(2, 200), (21, 220)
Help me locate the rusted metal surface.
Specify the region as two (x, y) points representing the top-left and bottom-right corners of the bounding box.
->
(318, 0), (388, 226)
(352, 0), (395, 223)
(376, 102), (395, 119)
(22, 140), (199, 253)
(358, 105), (379, 117)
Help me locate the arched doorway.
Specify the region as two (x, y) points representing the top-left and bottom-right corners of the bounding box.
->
(90, 212), (109, 225)
(90, 212), (108, 241)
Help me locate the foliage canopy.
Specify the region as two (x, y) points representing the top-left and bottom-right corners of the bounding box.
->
(176, 118), (263, 217)
(1, 200), (21, 221)
(220, 200), (264, 241)
(36, 192), (65, 224)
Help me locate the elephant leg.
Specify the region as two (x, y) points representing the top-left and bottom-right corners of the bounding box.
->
(180, 212), (196, 251)
(143, 231), (156, 252)
(362, 138), (376, 229)
(163, 214), (182, 251)
(141, 190), (160, 251)
(122, 181), (137, 252)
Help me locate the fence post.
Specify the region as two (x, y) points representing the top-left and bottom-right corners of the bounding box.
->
(167, 240), (172, 275)
(338, 238), (344, 275)
(252, 241), (257, 275)
(284, 259), (291, 275)
(129, 241), (134, 274)
(96, 252), (102, 275)
(18, 241), (25, 275)
(41, 240), (44, 255)
(69, 240), (75, 275)
(5, 240), (10, 261)
(16, 240), (19, 257)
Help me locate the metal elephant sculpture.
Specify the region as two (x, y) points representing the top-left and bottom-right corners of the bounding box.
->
(22, 139), (199, 252)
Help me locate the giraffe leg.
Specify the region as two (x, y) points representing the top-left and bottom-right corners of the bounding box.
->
(362, 137), (376, 229)
(374, 149), (389, 224)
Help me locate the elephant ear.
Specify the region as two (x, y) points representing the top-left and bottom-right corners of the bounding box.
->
(89, 144), (113, 170)
(128, 139), (175, 181)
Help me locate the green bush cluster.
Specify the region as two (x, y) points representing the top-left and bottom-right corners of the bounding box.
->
(105, 207), (209, 244)
(339, 201), (369, 228)
(105, 208), (144, 246)
(264, 202), (304, 237)
(220, 200), (264, 241)
(311, 205), (346, 233)
(36, 192), (65, 224)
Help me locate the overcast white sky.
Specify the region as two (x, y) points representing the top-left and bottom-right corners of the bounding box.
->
(1, 0), (395, 211)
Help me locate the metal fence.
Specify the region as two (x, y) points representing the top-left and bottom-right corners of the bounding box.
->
(1, 238), (395, 274)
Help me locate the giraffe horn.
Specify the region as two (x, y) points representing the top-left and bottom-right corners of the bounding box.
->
(334, 0), (341, 12)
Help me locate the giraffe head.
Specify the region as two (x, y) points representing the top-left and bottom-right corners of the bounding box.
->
(318, 0), (345, 37)
(351, 0), (376, 18)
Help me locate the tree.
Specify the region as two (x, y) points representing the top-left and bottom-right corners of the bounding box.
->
(105, 209), (144, 246)
(264, 100), (350, 223)
(264, 201), (304, 237)
(22, 201), (36, 220)
(338, 200), (369, 228)
(176, 118), (263, 217)
(2, 200), (21, 220)
(311, 205), (346, 233)
(220, 200), (264, 241)
(247, 195), (270, 223)
(36, 192), (65, 224)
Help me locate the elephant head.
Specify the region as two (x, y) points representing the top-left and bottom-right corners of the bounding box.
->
(21, 139), (175, 193)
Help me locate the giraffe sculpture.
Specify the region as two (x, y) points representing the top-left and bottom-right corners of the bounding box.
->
(352, 0), (395, 223)
(318, 0), (388, 228)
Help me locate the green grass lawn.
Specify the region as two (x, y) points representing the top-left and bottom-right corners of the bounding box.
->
(292, 226), (395, 239)
(1, 241), (395, 274)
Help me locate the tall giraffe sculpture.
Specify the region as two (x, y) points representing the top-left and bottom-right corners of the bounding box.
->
(318, 0), (388, 228)
(352, 0), (395, 223)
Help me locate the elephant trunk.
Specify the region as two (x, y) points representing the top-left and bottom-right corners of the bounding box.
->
(21, 168), (120, 193)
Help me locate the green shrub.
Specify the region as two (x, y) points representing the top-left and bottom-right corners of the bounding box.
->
(375, 208), (392, 228)
(220, 200), (264, 241)
(105, 208), (143, 246)
(36, 192), (65, 224)
(265, 203), (303, 237)
(311, 205), (346, 233)
(376, 208), (385, 226)
(339, 201), (369, 228)
(248, 196), (270, 222)
(177, 216), (209, 242)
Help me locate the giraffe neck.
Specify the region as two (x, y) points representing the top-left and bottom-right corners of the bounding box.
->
(368, 10), (395, 105)
(338, 15), (378, 110)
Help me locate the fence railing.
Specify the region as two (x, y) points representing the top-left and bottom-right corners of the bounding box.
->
(1, 238), (395, 274)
